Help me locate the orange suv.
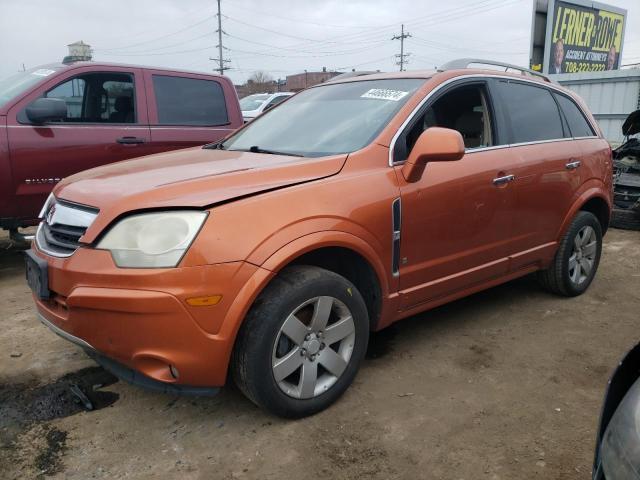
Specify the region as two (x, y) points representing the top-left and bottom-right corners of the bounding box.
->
(27, 60), (613, 418)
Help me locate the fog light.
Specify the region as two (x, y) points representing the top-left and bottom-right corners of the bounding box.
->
(169, 365), (180, 379)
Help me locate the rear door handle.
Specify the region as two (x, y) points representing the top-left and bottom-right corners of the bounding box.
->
(566, 160), (581, 170)
(116, 136), (146, 145)
(492, 174), (515, 186)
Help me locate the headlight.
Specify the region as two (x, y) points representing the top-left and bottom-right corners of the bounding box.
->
(97, 211), (207, 268)
(600, 376), (640, 479)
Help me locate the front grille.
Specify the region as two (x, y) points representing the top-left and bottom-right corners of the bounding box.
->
(36, 197), (98, 257)
(41, 222), (86, 253)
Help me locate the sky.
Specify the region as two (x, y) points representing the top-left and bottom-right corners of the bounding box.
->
(0, 0), (639, 85)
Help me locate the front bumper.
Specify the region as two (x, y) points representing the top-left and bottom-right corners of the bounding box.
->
(38, 312), (219, 396)
(31, 245), (273, 388)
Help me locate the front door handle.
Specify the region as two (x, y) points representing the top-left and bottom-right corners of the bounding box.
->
(492, 174), (515, 186)
(566, 160), (581, 170)
(116, 136), (146, 145)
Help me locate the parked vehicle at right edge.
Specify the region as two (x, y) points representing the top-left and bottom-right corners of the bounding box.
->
(0, 61), (242, 240)
(593, 341), (640, 479)
(27, 59), (612, 418)
(611, 110), (640, 230)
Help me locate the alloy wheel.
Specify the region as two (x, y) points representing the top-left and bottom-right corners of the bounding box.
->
(271, 296), (356, 399)
(568, 225), (598, 285)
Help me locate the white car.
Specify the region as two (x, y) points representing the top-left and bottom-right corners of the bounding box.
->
(240, 92), (294, 122)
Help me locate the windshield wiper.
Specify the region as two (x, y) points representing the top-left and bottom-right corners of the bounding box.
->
(230, 145), (301, 157)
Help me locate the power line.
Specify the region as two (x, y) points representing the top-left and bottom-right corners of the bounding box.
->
(226, 34), (389, 57)
(92, 0), (527, 81)
(392, 24), (411, 72)
(95, 15), (215, 52)
(95, 32), (213, 55)
(223, 2), (381, 29)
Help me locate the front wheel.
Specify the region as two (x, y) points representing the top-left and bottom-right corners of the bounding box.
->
(232, 265), (369, 418)
(537, 211), (603, 297)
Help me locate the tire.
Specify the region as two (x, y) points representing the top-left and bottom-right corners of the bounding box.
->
(231, 265), (369, 418)
(537, 211), (603, 297)
(611, 207), (640, 231)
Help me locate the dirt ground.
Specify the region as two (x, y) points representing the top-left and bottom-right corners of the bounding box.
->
(1, 228), (639, 480)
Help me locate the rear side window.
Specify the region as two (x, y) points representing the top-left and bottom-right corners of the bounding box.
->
(554, 93), (595, 138)
(496, 81), (564, 143)
(152, 75), (228, 126)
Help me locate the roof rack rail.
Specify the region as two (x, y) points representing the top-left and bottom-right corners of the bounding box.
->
(439, 58), (551, 83)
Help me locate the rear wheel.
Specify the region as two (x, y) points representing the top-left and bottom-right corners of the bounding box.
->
(537, 211), (602, 297)
(232, 265), (369, 418)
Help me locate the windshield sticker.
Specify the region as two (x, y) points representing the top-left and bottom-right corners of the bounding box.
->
(31, 69), (56, 77)
(361, 89), (409, 101)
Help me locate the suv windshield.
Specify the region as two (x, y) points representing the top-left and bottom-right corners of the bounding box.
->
(223, 78), (425, 157)
(240, 94), (270, 111)
(0, 66), (64, 109)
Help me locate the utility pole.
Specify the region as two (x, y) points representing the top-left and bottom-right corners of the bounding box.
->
(210, 0), (230, 74)
(391, 24), (411, 72)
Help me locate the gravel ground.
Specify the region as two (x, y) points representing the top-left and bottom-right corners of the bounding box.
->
(1, 228), (639, 479)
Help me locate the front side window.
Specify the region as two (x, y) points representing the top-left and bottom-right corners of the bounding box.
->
(554, 93), (595, 138)
(222, 79), (425, 157)
(44, 72), (135, 123)
(153, 75), (228, 126)
(495, 81), (564, 143)
(396, 83), (494, 162)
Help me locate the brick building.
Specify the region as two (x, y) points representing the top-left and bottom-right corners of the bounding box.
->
(285, 68), (340, 91)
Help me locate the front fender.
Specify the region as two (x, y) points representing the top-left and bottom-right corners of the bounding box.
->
(212, 230), (395, 380)
(260, 230), (392, 298)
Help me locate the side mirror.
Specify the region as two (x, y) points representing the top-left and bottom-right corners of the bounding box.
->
(25, 98), (67, 124)
(401, 127), (465, 182)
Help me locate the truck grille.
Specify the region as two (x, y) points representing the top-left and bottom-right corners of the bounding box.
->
(36, 197), (98, 257)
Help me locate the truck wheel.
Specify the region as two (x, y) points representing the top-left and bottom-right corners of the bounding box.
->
(232, 265), (369, 418)
(537, 211), (602, 297)
(611, 207), (640, 231)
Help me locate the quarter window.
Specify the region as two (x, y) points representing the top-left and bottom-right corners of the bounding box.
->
(554, 93), (595, 138)
(152, 75), (228, 126)
(496, 81), (564, 143)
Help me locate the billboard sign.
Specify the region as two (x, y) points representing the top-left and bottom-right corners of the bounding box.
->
(530, 0), (627, 74)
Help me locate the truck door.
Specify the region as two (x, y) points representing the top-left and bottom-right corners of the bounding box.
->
(143, 69), (240, 153)
(6, 66), (152, 219)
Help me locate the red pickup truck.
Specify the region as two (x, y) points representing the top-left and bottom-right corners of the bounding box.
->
(0, 61), (243, 239)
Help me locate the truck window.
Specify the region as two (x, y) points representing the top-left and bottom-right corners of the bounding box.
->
(495, 81), (565, 143)
(152, 75), (228, 126)
(553, 93), (596, 138)
(45, 73), (136, 123)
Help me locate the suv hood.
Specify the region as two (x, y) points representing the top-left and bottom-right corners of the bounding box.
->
(623, 110), (640, 137)
(54, 147), (347, 242)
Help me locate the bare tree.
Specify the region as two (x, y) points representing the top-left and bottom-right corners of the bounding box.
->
(246, 71), (275, 94)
